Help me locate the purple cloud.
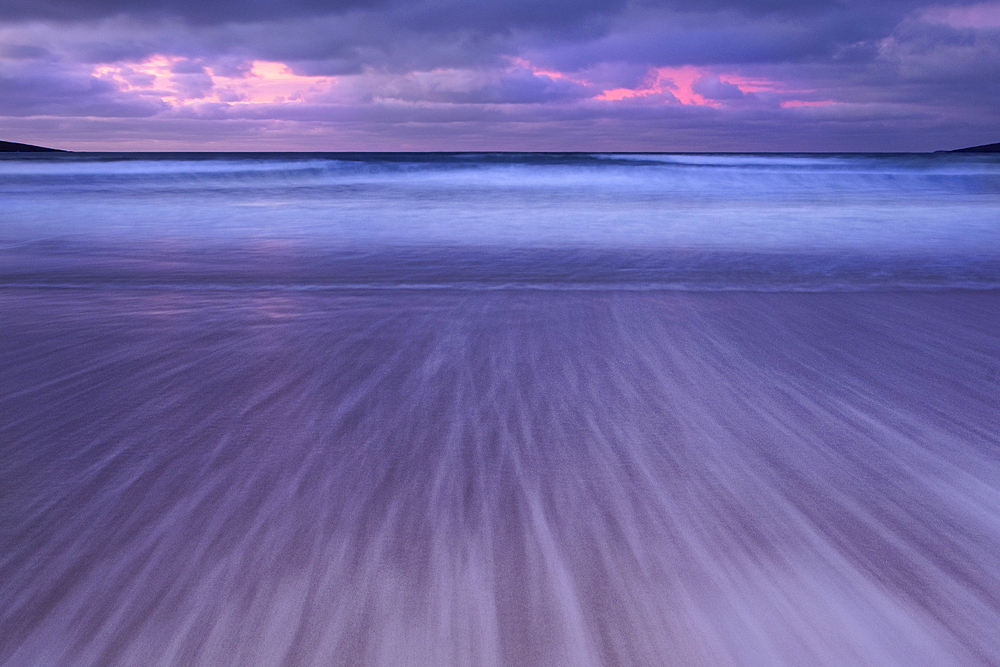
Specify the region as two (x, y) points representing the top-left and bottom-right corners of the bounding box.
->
(0, 0), (998, 150)
(692, 76), (746, 100)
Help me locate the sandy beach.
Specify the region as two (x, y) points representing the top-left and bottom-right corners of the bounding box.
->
(2, 286), (999, 666)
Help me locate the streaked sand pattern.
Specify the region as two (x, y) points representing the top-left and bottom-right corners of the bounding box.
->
(2, 288), (999, 666)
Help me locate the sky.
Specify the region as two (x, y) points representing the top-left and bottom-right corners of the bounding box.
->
(1, 0), (999, 151)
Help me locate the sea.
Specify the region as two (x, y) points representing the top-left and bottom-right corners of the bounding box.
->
(1, 152), (999, 666)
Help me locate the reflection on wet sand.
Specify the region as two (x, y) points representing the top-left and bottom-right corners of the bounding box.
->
(2, 288), (999, 666)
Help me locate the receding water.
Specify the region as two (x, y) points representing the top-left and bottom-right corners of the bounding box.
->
(2, 151), (999, 289)
(1, 153), (999, 666)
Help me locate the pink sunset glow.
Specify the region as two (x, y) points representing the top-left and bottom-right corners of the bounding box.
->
(3, 0), (998, 151)
(594, 66), (707, 104)
(505, 57), (589, 85)
(94, 58), (336, 107)
(593, 66), (821, 108)
(90, 55), (835, 116)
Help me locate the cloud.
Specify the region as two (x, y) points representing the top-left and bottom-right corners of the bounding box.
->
(921, 1), (1000, 28)
(0, 43), (52, 59)
(0, 60), (168, 116)
(0, 1), (981, 74)
(5, 93), (983, 153)
(2, 0), (999, 150)
(691, 75), (745, 100)
(361, 66), (596, 104)
(0, 0), (382, 25)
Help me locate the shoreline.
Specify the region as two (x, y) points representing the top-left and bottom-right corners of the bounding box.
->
(3, 288), (999, 666)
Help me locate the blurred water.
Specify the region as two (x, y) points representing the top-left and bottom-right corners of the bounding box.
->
(2, 289), (1000, 666)
(1, 153), (1000, 666)
(1, 152), (999, 289)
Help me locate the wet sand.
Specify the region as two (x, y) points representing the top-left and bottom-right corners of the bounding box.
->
(2, 288), (999, 666)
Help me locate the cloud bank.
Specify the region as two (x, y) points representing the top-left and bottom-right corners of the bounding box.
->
(2, 0), (999, 149)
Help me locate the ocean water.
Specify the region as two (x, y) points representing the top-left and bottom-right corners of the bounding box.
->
(1, 152), (1000, 666)
(2, 151), (999, 289)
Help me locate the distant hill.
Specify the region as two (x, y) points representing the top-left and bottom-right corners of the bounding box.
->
(951, 141), (1000, 153)
(0, 140), (66, 152)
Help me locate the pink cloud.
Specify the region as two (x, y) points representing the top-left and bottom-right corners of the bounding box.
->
(593, 66), (787, 106)
(85, 54), (844, 124)
(93, 57), (337, 108)
(590, 66), (705, 104)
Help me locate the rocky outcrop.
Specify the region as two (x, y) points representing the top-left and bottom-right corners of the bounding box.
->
(0, 140), (66, 152)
